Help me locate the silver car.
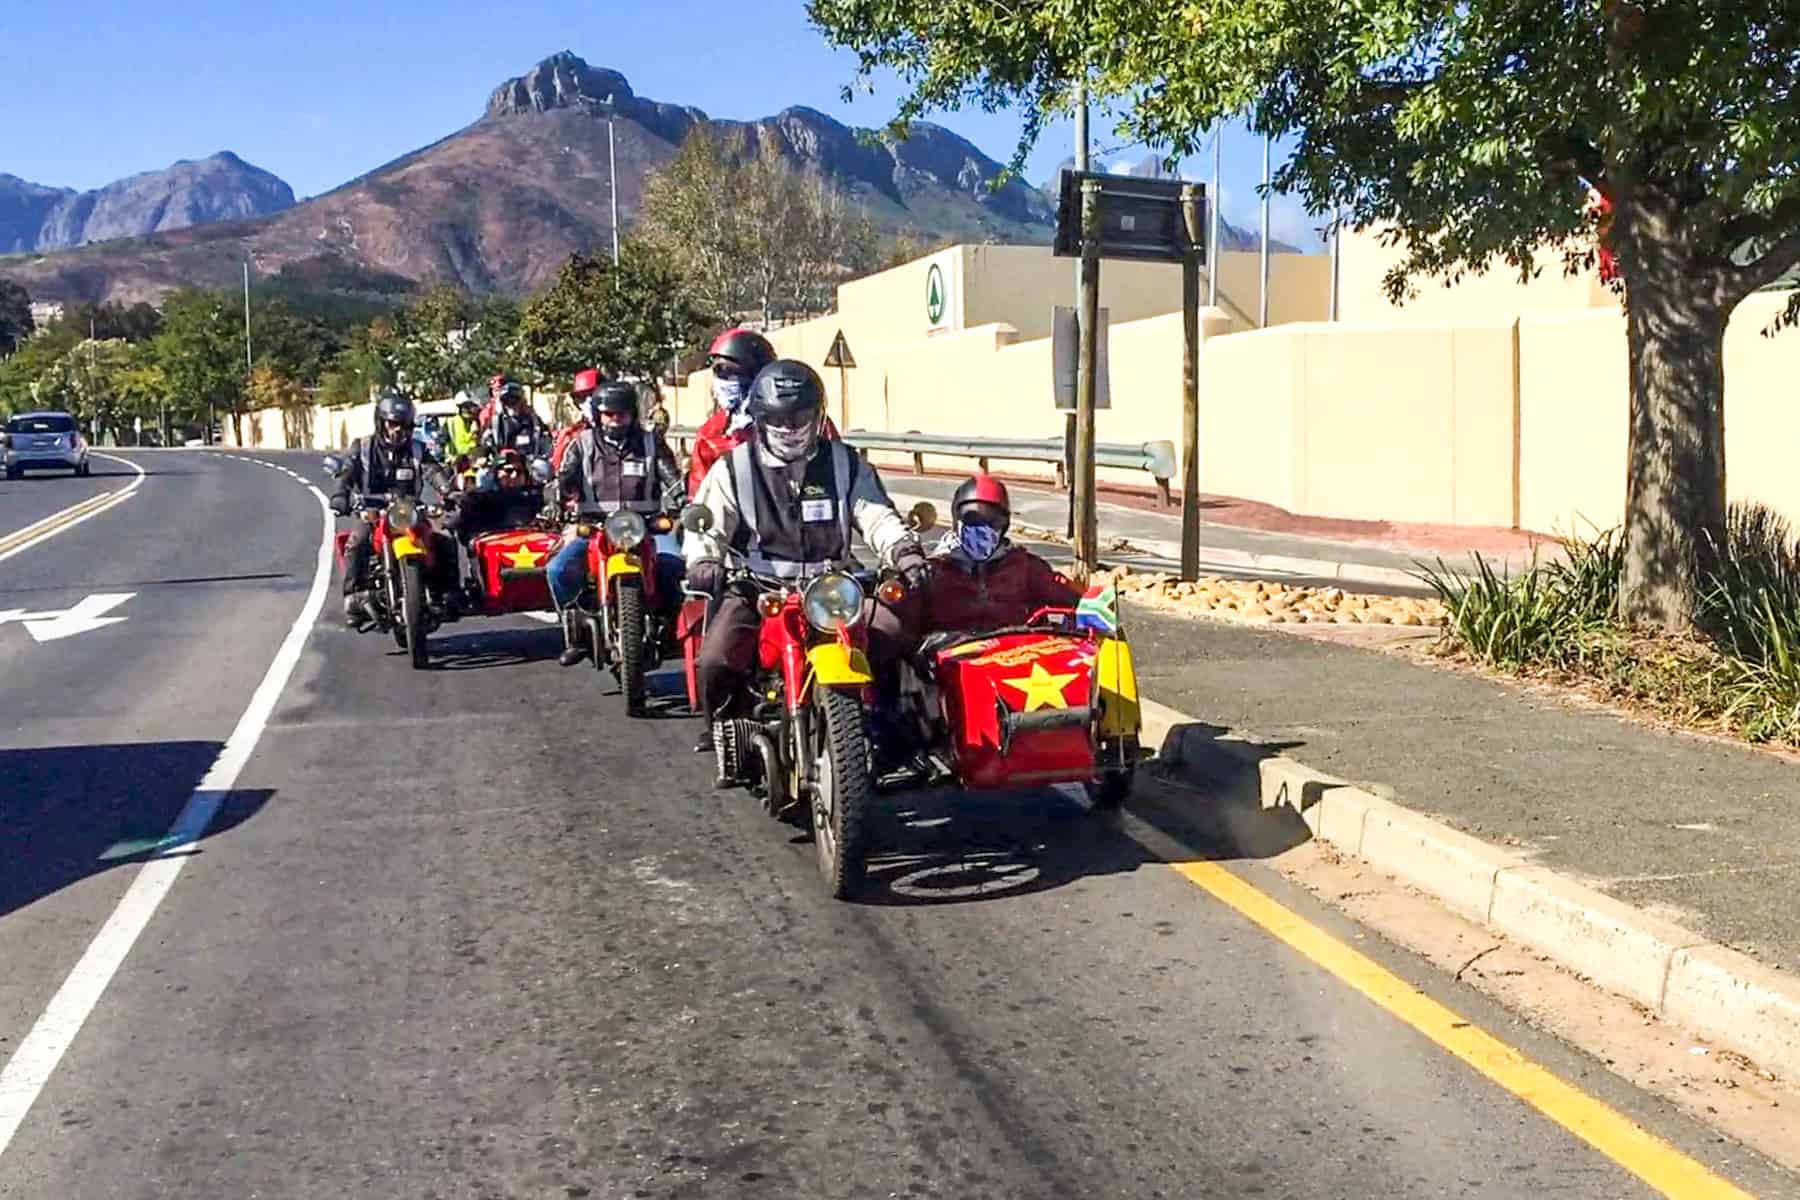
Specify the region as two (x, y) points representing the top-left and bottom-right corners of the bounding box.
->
(4, 411), (91, 478)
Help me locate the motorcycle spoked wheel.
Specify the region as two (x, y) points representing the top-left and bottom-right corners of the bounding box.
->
(809, 687), (875, 900)
(612, 579), (647, 716)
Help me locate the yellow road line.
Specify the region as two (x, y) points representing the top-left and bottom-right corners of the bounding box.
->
(1169, 859), (1758, 1200)
(0, 489), (122, 556)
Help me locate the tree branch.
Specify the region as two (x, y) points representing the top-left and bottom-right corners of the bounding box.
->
(1721, 194), (1800, 254)
(1729, 228), (1800, 295)
(1347, 79), (1427, 114)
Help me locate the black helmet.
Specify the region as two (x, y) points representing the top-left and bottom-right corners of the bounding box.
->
(497, 378), (527, 405)
(595, 381), (639, 416)
(746, 360), (825, 426)
(708, 327), (776, 380)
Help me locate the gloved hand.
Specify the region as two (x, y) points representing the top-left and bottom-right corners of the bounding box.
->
(688, 558), (724, 600)
(329, 493), (351, 518)
(895, 545), (930, 593)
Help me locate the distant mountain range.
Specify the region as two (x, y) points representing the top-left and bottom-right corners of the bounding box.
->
(0, 52), (1303, 307)
(0, 153), (294, 255)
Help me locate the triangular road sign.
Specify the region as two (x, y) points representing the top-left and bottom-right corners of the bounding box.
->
(823, 330), (856, 369)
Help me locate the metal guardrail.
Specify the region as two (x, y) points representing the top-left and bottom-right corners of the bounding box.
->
(668, 427), (1179, 505)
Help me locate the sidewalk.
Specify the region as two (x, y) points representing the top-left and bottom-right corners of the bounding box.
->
(1126, 603), (1800, 975)
(884, 474), (1562, 596)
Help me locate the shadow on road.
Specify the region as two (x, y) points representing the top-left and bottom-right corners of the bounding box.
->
(0, 571), (295, 598)
(855, 782), (1162, 907)
(1132, 719), (1318, 861)
(0, 740), (272, 921)
(427, 625), (565, 670)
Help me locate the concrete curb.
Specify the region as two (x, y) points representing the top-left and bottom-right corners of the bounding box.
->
(1138, 697), (1800, 1084)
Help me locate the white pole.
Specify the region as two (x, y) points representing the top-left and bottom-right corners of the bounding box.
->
(1329, 206), (1342, 321)
(608, 115), (620, 266)
(1258, 134), (1271, 327)
(243, 261), (253, 373)
(1208, 124), (1221, 308)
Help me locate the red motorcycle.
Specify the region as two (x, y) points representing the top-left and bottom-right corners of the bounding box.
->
(563, 503), (680, 716)
(324, 454), (443, 670)
(678, 502), (936, 899)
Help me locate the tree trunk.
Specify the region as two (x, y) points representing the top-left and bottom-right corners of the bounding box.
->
(1617, 195), (1729, 632)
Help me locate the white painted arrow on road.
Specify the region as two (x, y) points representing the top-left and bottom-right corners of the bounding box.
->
(0, 593), (135, 642)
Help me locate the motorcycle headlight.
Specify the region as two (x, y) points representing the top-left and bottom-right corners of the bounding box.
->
(803, 572), (866, 632)
(604, 510), (648, 548)
(387, 496), (419, 533)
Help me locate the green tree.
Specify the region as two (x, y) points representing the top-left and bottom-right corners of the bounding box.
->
(810, 0), (1800, 631)
(49, 300), (163, 344)
(153, 289), (244, 444)
(517, 241), (719, 386)
(317, 318), (397, 409)
(0, 278), (33, 356)
(381, 286), (520, 401)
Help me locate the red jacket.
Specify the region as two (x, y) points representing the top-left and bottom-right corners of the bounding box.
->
(923, 542), (1083, 633)
(687, 409), (841, 497)
(551, 418), (588, 473)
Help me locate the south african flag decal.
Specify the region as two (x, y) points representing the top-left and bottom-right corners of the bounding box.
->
(1076, 583), (1118, 633)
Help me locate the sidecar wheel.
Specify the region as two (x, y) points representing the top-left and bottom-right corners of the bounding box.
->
(812, 688), (873, 900)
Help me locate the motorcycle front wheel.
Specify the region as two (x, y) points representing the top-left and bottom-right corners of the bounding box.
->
(613, 579), (646, 716)
(811, 687), (874, 899)
(400, 559), (429, 669)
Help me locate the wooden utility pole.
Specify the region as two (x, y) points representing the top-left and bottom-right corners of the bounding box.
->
(1180, 185), (1204, 581)
(1073, 178), (1102, 579)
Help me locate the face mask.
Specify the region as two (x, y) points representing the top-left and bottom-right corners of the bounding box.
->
(715, 377), (746, 412)
(763, 425), (814, 463)
(958, 522), (1003, 562)
(600, 416), (633, 446)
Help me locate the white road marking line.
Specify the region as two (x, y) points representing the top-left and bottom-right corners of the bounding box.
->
(0, 470), (333, 1162)
(522, 611), (561, 624)
(0, 454), (146, 566)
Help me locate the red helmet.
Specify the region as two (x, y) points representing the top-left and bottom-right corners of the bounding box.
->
(572, 368), (601, 396)
(952, 474), (1011, 535)
(708, 327), (776, 380)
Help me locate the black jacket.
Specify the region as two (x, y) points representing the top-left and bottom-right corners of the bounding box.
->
(329, 435), (453, 515)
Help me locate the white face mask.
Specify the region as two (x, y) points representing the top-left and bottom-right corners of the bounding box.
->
(714, 377), (746, 412)
(763, 425), (814, 463)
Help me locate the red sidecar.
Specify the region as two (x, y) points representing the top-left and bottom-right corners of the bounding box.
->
(465, 527), (562, 615)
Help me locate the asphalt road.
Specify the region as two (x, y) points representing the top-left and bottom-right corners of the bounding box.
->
(0, 449), (1793, 1198)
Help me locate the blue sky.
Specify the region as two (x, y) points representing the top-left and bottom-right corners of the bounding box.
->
(0, 0), (1325, 251)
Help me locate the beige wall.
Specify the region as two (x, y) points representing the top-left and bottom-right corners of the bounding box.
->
(1337, 223), (1613, 325)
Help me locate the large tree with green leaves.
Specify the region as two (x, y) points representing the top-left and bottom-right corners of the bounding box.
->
(517, 241), (719, 386)
(152, 289), (244, 443)
(810, 0), (1800, 631)
(381, 286), (521, 401)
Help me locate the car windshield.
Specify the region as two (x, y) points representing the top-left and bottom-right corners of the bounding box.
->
(7, 415), (76, 435)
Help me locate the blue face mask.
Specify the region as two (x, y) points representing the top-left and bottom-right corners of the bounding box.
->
(715, 377), (746, 412)
(958, 522), (1002, 562)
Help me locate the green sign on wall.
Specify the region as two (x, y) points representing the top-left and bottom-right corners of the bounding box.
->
(925, 263), (946, 325)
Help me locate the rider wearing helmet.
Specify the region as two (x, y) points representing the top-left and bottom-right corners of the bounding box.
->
(328, 392), (459, 625)
(684, 359), (928, 779)
(551, 367), (603, 478)
(443, 392), (482, 467)
(548, 379), (686, 666)
(482, 377), (551, 460)
(923, 474), (1081, 632)
(686, 329), (842, 498)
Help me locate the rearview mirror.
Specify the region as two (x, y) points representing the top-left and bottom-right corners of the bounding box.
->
(529, 456), (552, 484)
(321, 454), (346, 477)
(679, 503), (713, 534)
(907, 501), (937, 533)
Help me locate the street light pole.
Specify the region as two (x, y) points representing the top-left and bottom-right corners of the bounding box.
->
(1066, 76), (1090, 539)
(1259, 134), (1272, 327)
(1209, 124), (1222, 308)
(608, 114), (621, 267)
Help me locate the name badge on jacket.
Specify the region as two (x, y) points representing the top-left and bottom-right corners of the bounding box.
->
(394, 467), (415, 481)
(800, 498), (835, 523)
(622, 460), (647, 478)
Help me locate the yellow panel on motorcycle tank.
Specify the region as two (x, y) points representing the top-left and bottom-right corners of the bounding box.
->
(605, 552), (642, 576)
(1095, 634), (1142, 736)
(807, 642), (873, 687)
(391, 534), (425, 559)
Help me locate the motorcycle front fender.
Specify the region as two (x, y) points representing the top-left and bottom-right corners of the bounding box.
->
(605, 552), (642, 577)
(391, 533), (426, 560)
(807, 642), (873, 688)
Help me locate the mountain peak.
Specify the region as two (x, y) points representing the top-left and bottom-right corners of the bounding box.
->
(486, 52), (635, 118)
